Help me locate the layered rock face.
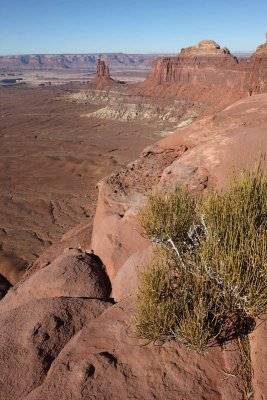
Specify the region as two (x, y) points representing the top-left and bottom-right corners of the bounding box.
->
(144, 36), (267, 98)
(0, 53), (160, 70)
(249, 33), (267, 93)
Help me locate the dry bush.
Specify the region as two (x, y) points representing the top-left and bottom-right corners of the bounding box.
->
(138, 187), (197, 251)
(135, 166), (267, 351)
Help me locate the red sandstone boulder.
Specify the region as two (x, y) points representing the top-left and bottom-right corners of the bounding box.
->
(0, 250), (27, 285)
(91, 182), (149, 280)
(0, 297), (110, 400)
(0, 249), (111, 313)
(23, 218), (93, 281)
(23, 299), (245, 400)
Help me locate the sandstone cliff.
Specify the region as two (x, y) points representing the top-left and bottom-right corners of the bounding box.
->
(139, 35), (267, 107)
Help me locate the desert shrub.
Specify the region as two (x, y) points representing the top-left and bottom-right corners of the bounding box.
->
(134, 246), (178, 341)
(138, 187), (197, 252)
(135, 166), (267, 351)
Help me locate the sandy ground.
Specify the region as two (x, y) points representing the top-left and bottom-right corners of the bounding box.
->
(0, 84), (158, 263)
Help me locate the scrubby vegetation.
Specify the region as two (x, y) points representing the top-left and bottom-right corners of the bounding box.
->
(135, 166), (267, 351)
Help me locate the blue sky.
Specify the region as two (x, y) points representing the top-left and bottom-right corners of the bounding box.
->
(1, 0), (266, 55)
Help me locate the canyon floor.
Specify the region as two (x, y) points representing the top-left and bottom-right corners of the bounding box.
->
(0, 81), (163, 264)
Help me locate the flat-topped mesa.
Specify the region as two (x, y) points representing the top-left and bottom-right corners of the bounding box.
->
(180, 39), (231, 56)
(147, 39), (240, 88)
(141, 35), (267, 100)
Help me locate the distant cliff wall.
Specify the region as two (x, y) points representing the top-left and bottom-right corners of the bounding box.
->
(143, 37), (267, 97)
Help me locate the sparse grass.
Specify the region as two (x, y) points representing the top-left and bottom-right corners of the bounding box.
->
(135, 165), (267, 352)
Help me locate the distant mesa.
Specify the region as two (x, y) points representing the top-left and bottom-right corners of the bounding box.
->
(141, 33), (267, 98)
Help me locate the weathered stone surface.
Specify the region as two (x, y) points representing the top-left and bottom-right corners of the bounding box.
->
(0, 250), (27, 285)
(249, 315), (267, 400)
(91, 147), (184, 281)
(22, 218), (93, 282)
(23, 299), (245, 400)
(112, 246), (152, 301)
(0, 297), (110, 400)
(158, 92), (267, 190)
(92, 92), (267, 306)
(0, 249), (111, 313)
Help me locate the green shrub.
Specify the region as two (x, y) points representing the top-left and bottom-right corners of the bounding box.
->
(135, 166), (267, 351)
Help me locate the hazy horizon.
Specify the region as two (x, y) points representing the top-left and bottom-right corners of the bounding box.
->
(0, 0), (266, 55)
(0, 50), (254, 57)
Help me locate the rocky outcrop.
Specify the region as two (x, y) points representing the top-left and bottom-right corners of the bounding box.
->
(91, 59), (116, 86)
(180, 39), (231, 56)
(253, 32), (267, 57)
(0, 297), (110, 400)
(96, 58), (111, 78)
(23, 299), (245, 400)
(0, 249), (111, 313)
(248, 33), (267, 94)
(140, 35), (267, 105)
(91, 92), (267, 292)
(91, 145), (185, 280)
(145, 40), (243, 89)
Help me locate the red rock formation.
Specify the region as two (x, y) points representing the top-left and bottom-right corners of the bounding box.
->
(145, 40), (244, 90)
(91, 59), (115, 86)
(140, 36), (267, 105)
(0, 297), (110, 399)
(0, 249), (111, 314)
(96, 58), (111, 78)
(248, 33), (267, 94)
(23, 299), (246, 400)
